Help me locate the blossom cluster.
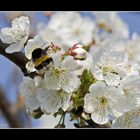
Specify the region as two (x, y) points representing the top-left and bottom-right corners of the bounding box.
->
(1, 12), (140, 128)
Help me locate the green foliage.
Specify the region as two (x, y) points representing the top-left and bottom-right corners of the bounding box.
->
(73, 69), (96, 110)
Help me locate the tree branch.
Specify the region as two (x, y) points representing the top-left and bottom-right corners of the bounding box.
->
(0, 87), (22, 128)
(0, 40), (37, 78)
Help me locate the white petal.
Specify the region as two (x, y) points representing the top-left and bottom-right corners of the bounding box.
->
(44, 70), (61, 90)
(121, 76), (140, 89)
(34, 76), (43, 87)
(5, 40), (24, 53)
(61, 73), (79, 93)
(104, 73), (120, 86)
(91, 109), (109, 125)
(84, 94), (96, 113)
(109, 98), (125, 118)
(0, 28), (17, 43)
(61, 56), (80, 72)
(52, 51), (61, 67)
(12, 16), (30, 32)
(19, 76), (36, 96)
(25, 94), (40, 112)
(62, 93), (72, 111)
(91, 66), (103, 81)
(37, 89), (63, 113)
(89, 82), (106, 95)
(112, 108), (140, 128)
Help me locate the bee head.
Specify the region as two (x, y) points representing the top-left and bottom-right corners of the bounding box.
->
(32, 48), (47, 62)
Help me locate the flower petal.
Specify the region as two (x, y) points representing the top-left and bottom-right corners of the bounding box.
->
(91, 109), (109, 125)
(19, 76), (36, 96)
(5, 40), (24, 53)
(61, 56), (80, 72)
(62, 93), (72, 111)
(104, 73), (120, 86)
(44, 70), (61, 90)
(61, 73), (79, 93)
(84, 94), (97, 113)
(0, 27), (17, 43)
(91, 66), (104, 81)
(52, 51), (61, 67)
(37, 89), (62, 113)
(12, 16), (30, 32)
(89, 82), (106, 95)
(25, 94), (40, 112)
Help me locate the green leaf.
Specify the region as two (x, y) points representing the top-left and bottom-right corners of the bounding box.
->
(73, 97), (84, 109)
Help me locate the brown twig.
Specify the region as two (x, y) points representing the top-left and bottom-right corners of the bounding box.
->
(0, 40), (37, 78)
(0, 87), (22, 128)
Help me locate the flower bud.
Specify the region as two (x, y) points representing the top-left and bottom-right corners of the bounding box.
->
(69, 44), (87, 60)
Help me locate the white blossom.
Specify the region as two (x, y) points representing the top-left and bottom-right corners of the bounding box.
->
(94, 12), (129, 40)
(125, 33), (140, 65)
(91, 47), (129, 86)
(112, 107), (140, 128)
(0, 16), (30, 53)
(19, 77), (40, 113)
(44, 51), (81, 93)
(46, 12), (96, 50)
(37, 88), (72, 113)
(119, 76), (140, 110)
(84, 82), (126, 124)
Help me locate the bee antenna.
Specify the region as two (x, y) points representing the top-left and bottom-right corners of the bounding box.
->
(41, 42), (47, 48)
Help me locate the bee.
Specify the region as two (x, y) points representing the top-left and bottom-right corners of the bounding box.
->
(31, 46), (53, 70)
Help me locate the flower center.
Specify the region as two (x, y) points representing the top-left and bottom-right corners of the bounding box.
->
(102, 65), (117, 75)
(124, 89), (129, 97)
(124, 65), (132, 73)
(124, 112), (133, 128)
(97, 96), (108, 107)
(53, 67), (62, 78)
(52, 67), (68, 82)
(98, 20), (112, 32)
